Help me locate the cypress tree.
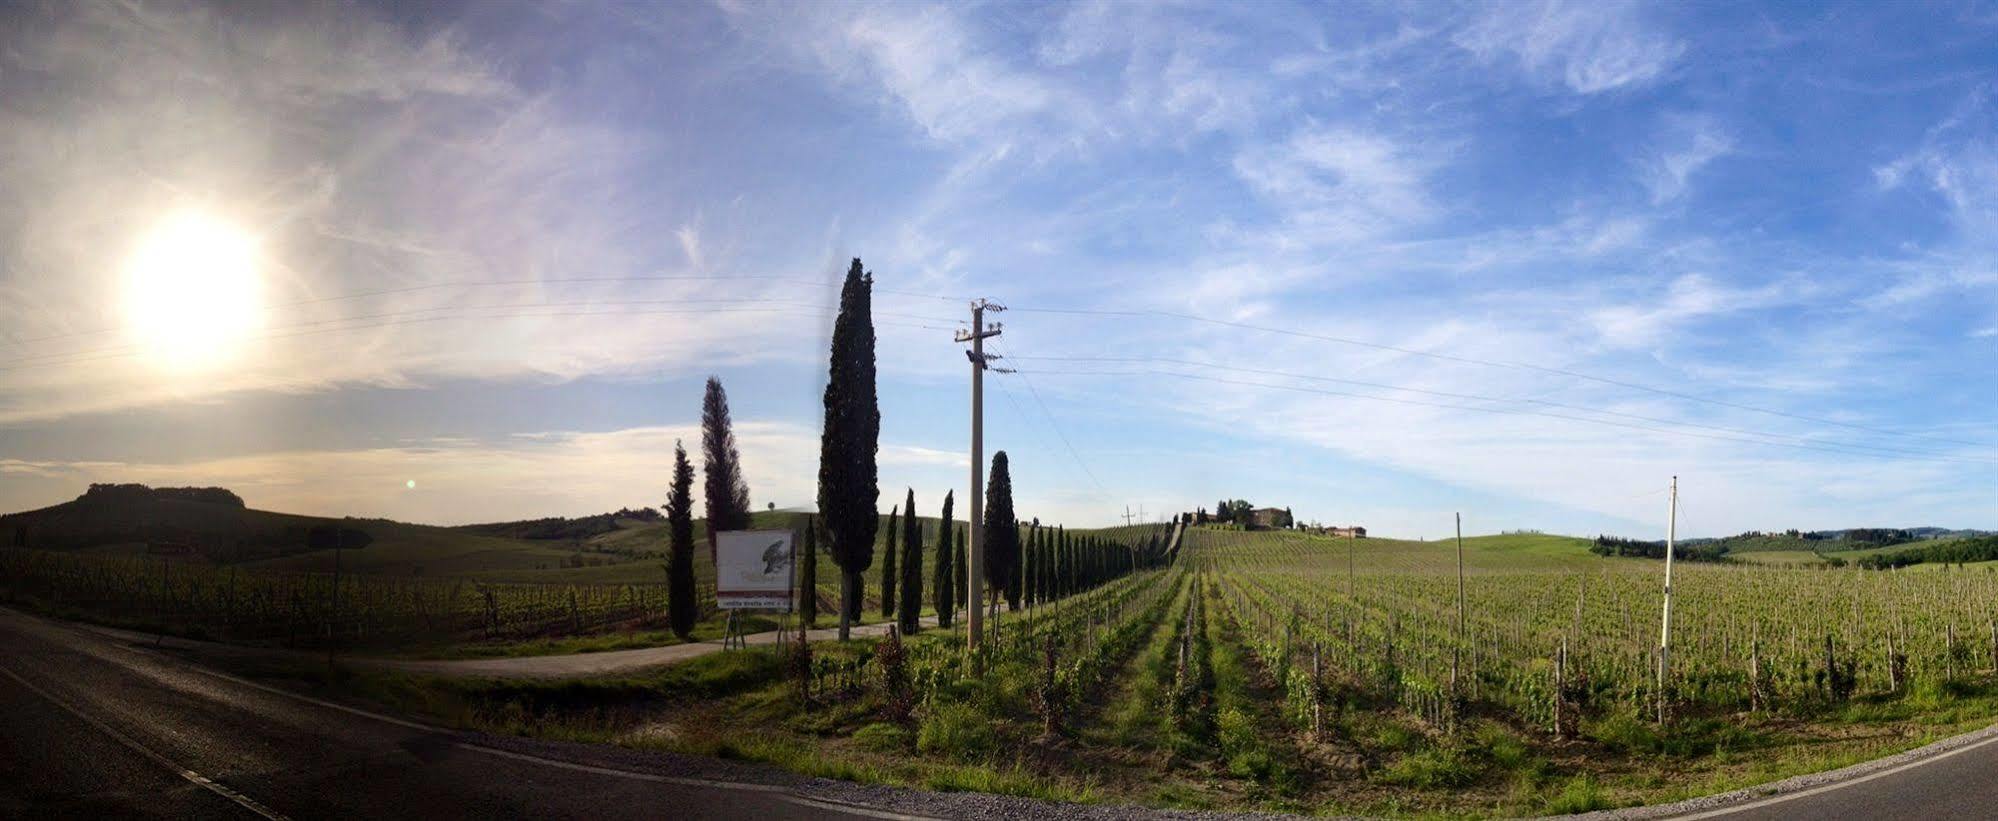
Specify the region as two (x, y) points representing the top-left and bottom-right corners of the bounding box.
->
(798, 515), (818, 628)
(953, 525), (967, 615)
(702, 377), (752, 561)
(933, 490), (955, 628)
(1057, 528), (1070, 598)
(1021, 523), (1035, 607)
(665, 441), (697, 639)
(982, 452), (1019, 614)
(1038, 524), (1050, 605)
(818, 259), (879, 641)
(899, 488), (922, 633)
(881, 505), (899, 618)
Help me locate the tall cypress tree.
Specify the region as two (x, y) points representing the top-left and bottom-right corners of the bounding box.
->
(798, 515), (818, 628)
(881, 505), (899, 618)
(665, 441), (697, 639)
(982, 452), (1019, 613)
(899, 488), (922, 633)
(1031, 523), (1045, 605)
(953, 525), (967, 616)
(702, 377), (751, 563)
(818, 259), (879, 641)
(933, 490), (954, 628)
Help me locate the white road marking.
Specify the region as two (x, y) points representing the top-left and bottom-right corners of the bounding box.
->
(1670, 728), (1998, 819)
(0, 664), (288, 820)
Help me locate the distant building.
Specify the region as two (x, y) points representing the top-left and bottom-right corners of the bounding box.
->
(1325, 526), (1367, 539)
(1246, 507), (1290, 530)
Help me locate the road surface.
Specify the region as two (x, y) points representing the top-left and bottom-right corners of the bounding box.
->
(0, 607), (914, 820)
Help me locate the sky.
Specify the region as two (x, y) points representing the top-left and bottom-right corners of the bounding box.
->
(0, 0), (1993, 539)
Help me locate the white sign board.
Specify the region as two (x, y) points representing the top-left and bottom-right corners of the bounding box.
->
(715, 529), (795, 610)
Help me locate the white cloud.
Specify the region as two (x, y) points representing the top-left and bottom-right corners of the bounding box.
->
(1642, 114), (1733, 203)
(1231, 126), (1442, 243)
(1454, 0), (1684, 94)
(1588, 273), (1801, 349)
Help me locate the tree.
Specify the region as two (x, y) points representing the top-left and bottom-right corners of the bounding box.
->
(818, 259), (880, 641)
(899, 488), (922, 634)
(665, 441), (697, 639)
(881, 505), (899, 618)
(702, 377), (752, 562)
(982, 451), (1020, 613)
(933, 491), (955, 628)
(798, 515), (818, 628)
(953, 524), (967, 616)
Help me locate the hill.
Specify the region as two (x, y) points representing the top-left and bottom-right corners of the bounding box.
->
(455, 507), (664, 542)
(0, 483), (598, 577)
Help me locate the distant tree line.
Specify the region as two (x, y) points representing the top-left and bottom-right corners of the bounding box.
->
(80, 483), (244, 508)
(1857, 536), (1998, 570)
(457, 507), (663, 541)
(1589, 535), (1730, 562)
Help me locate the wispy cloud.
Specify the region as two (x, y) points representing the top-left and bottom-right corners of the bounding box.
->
(1454, 0), (1684, 94)
(1641, 113), (1734, 203)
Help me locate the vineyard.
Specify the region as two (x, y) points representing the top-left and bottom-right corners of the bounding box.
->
(0, 548), (729, 649)
(7, 519), (1998, 815)
(378, 524), (1998, 817)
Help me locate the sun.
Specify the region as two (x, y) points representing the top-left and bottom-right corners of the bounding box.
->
(122, 211), (264, 367)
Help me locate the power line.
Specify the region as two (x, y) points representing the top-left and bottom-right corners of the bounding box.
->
(1005, 354), (1975, 462)
(1006, 305), (1993, 449)
(987, 339), (1112, 498)
(1012, 366), (1997, 466)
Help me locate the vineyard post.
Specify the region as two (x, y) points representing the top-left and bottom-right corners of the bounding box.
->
(1454, 512), (1464, 696)
(1656, 475), (1677, 724)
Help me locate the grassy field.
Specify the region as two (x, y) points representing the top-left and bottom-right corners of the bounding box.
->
(237, 524), (1998, 818)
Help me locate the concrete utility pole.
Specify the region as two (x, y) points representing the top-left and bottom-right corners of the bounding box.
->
(955, 299), (1003, 663)
(1657, 475), (1678, 723)
(1123, 506), (1135, 527)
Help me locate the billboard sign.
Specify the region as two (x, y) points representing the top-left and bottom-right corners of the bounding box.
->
(715, 529), (795, 610)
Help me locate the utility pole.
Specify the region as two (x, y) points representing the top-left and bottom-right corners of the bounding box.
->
(955, 299), (1003, 665)
(1657, 475), (1678, 724)
(1123, 506), (1134, 527)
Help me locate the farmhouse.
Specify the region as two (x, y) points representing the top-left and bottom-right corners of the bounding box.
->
(1325, 526), (1366, 539)
(1246, 507), (1291, 530)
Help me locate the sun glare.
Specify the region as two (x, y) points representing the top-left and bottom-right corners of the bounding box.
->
(123, 211), (264, 368)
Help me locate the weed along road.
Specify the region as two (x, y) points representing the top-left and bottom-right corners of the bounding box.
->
(0, 608), (907, 821)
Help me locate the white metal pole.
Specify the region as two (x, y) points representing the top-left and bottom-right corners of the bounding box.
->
(1455, 512), (1465, 692)
(1658, 475), (1677, 722)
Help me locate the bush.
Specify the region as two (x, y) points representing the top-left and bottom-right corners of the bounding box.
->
(853, 722), (912, 754)
(917, 702), (997, 762)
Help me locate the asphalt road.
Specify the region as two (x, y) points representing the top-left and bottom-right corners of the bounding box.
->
(0, 608), (906, 821)
(1659, 726), (1998, 821)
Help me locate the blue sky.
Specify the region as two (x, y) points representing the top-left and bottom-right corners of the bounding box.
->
(0, 0), (1993, 538)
